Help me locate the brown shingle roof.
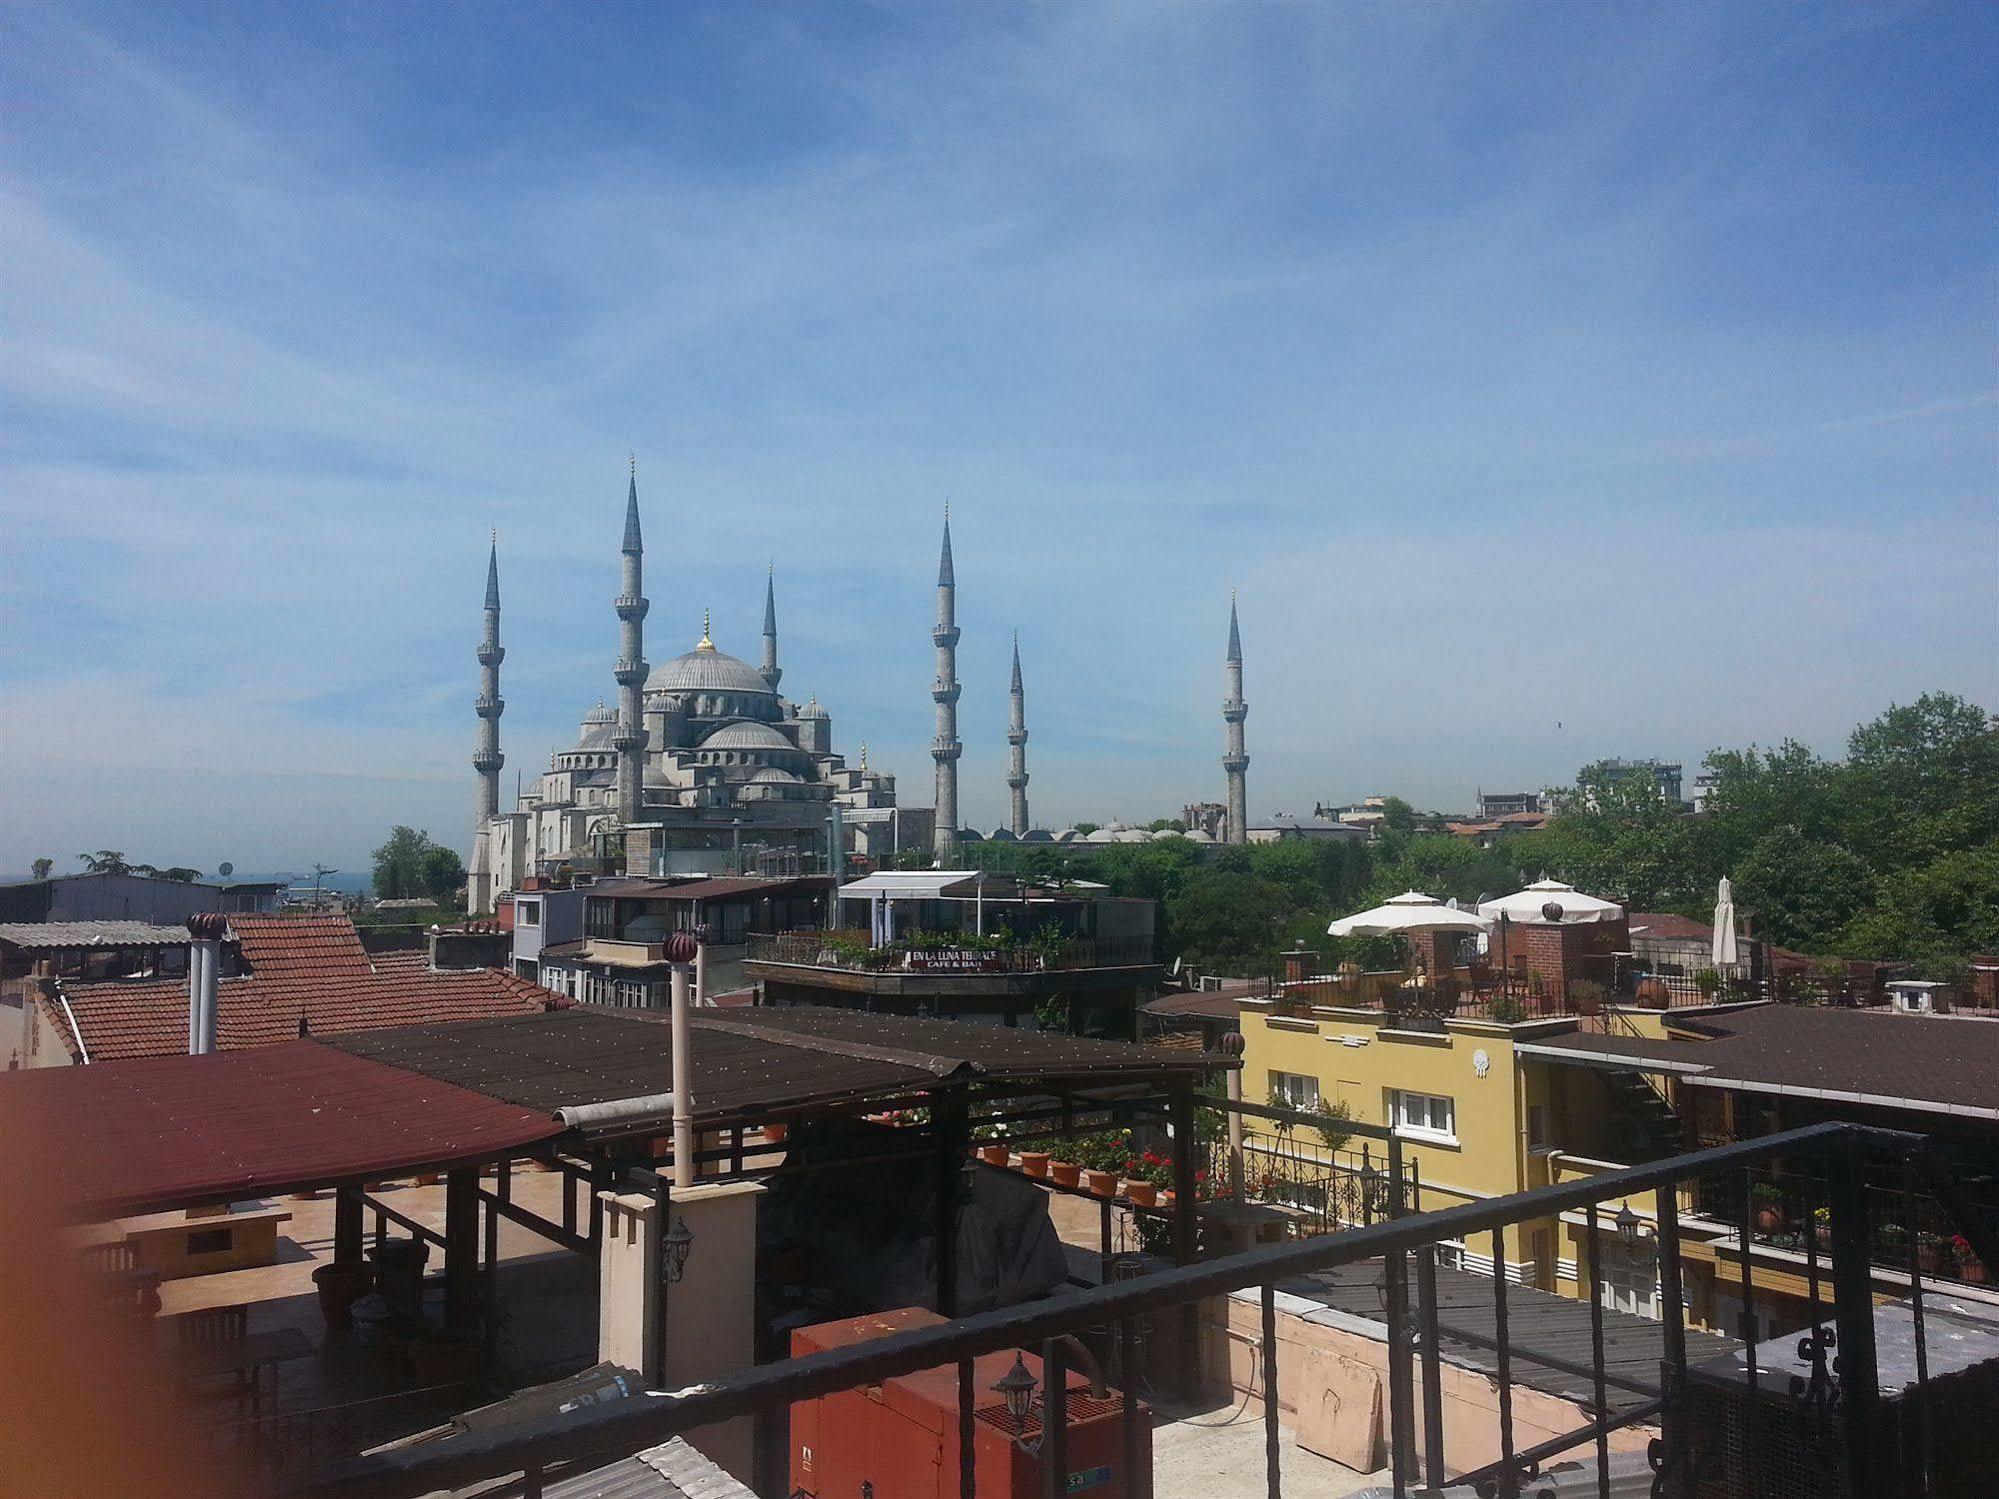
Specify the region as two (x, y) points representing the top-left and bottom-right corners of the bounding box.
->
(1521, 1003), (1999, 1117)
(49, 914), (561, 1064)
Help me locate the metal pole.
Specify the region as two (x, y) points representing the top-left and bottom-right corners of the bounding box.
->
(1226, 1066), (1245, 1204)
(1262, 1283), (1282, 1499)
(1827, 1147), (1879, 1497)
(650, 1173), (672, 1387)
(958, 1358), (977, 1499)
(670, 962), (694, 1188)
(1043, 1338), (1069, 1499)
(1584, 1207), (1610, 1499)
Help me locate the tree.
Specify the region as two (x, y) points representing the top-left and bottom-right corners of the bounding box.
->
(1521, 769), (1702, 912)
(1071, 822), (1100, 836)
(30, 857), (53, 881)
(76, 851), (130, 876)
(1168, 871), (1292, 972)
(372, 826), (438, 901)
(1732, 826), (1873, 952)
(1841, 694), (1999, 873)
(420, 845), (466, 906)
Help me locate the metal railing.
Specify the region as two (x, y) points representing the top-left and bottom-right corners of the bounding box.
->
(744, 930), (1157, 973)
(291, 1120), (1999, 1499)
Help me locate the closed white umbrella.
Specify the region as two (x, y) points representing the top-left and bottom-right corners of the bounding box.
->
(1329, 890), (1494, 937)
(1477, 878), (1624, 925)
(1712, 876), (1739, 968)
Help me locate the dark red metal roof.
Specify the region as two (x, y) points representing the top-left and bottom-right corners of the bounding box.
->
(0, 1041), (561, 1218)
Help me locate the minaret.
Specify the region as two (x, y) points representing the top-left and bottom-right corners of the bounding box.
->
(760, 564), (782, 691)
(1006, 631), (1030, 836)
(931, 510), (962, 863)
(473, 533), (505, 825)
(613, 459), (649, 826)
(1222, 592), (1249, 843)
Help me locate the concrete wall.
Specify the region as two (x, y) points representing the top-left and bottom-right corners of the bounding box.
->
(1205, 1290), (1656, 1480)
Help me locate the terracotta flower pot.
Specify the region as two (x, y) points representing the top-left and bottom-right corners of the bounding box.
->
(1159, 1190), (1176, 1208)
(1634, 978), (1670, 1010)
(1018, 1152), (1051, 1179)
(1050, 1161), (1082, 1189)
(1917, 1242), (1944, 1274)
(764, 1123), (788, 1145)
(312, 1261), (375, 1331)
(1960, 1257), (1987, 1284)
(978, 1145), (1011, 1167)
(1123, 1180), (1158, 1207)
(1082, 1169), (1117, 1197)
(1755, 1207), (1785, 1234)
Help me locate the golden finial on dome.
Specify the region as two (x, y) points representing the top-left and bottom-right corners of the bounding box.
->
(697, 607), (714, 650)
(860, 740), (869, 770)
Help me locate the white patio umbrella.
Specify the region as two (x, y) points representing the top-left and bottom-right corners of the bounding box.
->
(1329, 890), (1494, 937)
(1477, 878), (1624, 925)
(1712, 876), (1739, 968)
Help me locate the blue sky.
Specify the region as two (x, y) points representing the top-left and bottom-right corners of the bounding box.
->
(2, 3), (1994, 874)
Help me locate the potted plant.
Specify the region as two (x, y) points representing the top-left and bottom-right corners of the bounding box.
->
(1049, 1159), (1082, 1189)
(1018, 1151), (1050, 1179)
(1916, 1231), (1946, 1275)
(312, 1260), (375, 1330)
(1634, 977), (1670, 1010)
(1122, 1177), (1158, 1208)
(1750, 1181), (1788, 1234)
(1953, 1236), (1986, 1283)
(1567, 978), (1607, 1017)
(1813, 1205), (1831, 1249)
(977, 1143), (1011, 1168)
(1877, 1222), (1908, 1263)
(1081, 1168), (1118, 1196)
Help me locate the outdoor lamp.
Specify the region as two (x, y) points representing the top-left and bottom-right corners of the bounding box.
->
(664, 1215), (695, 1282)
(1616, 1204), (1641, 1250)
(993, 1352), (1039, 1431)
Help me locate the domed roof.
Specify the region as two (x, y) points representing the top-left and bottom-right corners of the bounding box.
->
(795, 695), (829, 720)
(748, 767), (802, 784)
(1180, 828), (1216, 843)
(987, 828), (1018, 843)
(700, 719), (797, 752)
(646, 638), (776, 698)
(573, 700), (619, 750)
(1020, 829), (1055, 843)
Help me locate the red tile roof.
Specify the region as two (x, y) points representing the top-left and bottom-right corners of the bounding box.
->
(46, 914), (561, 1064)
(0, 1041), (560, 1217)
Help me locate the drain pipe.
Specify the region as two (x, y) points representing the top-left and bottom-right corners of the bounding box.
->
(187, 913), (227, 1054)
(664, 930), (700, 1187)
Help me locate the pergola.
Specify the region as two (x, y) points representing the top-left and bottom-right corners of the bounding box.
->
(7, 1005), (1231, 1329)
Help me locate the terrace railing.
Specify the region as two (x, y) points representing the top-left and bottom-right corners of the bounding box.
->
(292, 1120), (1999, 1499)
(744, 930), (1157, 974)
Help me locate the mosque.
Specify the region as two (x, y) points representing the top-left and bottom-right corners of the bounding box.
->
(466, 466), (1252, 912)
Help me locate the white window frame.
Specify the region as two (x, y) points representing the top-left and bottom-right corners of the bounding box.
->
(517, 898), (541, 928)
(1268, 1070), (1320, 1112)
(1388, 1088), (1458, 1145)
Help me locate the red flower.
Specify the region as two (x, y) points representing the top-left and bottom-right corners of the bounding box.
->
(1126, 1159), (1141, 1174)
(1195, 1169), (1209, 1183)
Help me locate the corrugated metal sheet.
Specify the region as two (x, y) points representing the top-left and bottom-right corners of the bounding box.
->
(0, 1040), (560, 1217)
(464, 1437), (754, 1499)
(0, 921), (191, 949)
(321, 1006), (1223, 1134)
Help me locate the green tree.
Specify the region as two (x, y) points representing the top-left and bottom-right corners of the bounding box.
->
(1732, 826), (1872, 952)
(30, 858), (53, 881)
(420, 845), (467, 906)
(1841, 694), (1999, 873)
(76, 851), (130, 875)
(1168, 871), (1292, 972)
(1844, 843), (1999, 977)
(373, 826), (438, 900)
(1522, 769), (1702, 912)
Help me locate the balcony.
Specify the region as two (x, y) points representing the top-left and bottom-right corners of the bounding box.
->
(745, 929), (1158, 976)
(293, 1120), (1999, 1499)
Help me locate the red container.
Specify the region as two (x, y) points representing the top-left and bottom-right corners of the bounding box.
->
(790, 1309), (1150, 1499)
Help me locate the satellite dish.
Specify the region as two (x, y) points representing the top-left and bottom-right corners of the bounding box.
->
(218, 861), (234, 878)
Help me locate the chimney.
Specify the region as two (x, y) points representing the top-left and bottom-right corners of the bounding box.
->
(186, 913), (227, 1054)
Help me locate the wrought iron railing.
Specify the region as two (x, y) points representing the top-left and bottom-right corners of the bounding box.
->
(288, 1120), (1998, 1499)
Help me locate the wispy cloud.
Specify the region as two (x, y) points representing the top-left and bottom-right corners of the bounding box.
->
(2, 2), (1993, 870)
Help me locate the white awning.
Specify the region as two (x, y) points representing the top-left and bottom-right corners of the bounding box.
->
(837, 872), (986, 901)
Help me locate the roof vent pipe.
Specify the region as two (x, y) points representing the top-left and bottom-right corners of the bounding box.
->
(187, 913), (227, 1054)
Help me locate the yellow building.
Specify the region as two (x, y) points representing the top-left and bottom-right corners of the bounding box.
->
(1235, 995), (1999, 1339)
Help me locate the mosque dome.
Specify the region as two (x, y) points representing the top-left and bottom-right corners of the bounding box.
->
(572, 700), (619, 750)
(795, 696), (829, 720)
(646, 641), (777, 699)
(748, 767), (802, 784)
(700, 720), (798, 752)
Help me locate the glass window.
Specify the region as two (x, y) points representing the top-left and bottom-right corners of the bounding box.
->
(1389, 1089), (1456, 1142)
(1269, 1070), (1320, 1111)
(518, 899), (541, 927)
